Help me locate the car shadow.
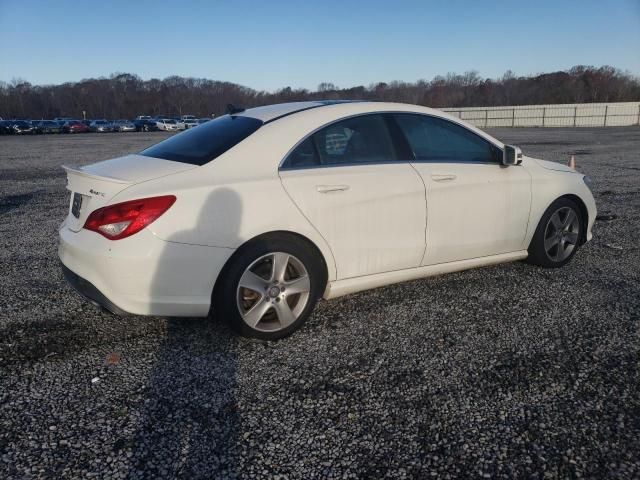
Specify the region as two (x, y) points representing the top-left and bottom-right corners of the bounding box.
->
(126, 188), (243, 477)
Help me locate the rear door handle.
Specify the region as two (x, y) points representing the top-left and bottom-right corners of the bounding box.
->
(431, 174), (457, 182)
(317, 184), (350, 193)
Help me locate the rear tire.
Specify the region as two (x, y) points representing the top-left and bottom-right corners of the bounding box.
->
(213, 234), (325, 340)
(527, 198), (583, 268)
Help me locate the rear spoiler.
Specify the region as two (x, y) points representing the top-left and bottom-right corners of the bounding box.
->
(62, 165), (130, 184)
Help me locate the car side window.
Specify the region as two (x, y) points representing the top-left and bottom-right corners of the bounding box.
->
(394, 114), (501, 163)
(286, 137), (319, 168)
(283, 114), (396, 168)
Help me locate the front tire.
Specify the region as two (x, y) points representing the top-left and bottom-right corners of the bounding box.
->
(214, 234), (325, 340)
(527, 198), (583, 268)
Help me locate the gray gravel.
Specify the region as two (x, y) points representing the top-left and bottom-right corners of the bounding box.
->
(1, 128), (639, 479)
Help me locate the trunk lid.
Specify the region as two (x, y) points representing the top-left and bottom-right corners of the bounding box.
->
(62, 154), (196, 232)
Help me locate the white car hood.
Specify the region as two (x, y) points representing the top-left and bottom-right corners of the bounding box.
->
(534, 158), (577, 173)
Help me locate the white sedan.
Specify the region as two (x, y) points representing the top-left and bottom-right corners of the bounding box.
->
(59, 101), (596, 339)
(177, 118), (199, 130)
(155, 119), (180, 131)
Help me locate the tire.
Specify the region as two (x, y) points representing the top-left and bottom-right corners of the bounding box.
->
(527, 197), (583, 268)
(213, 234), (325, 340)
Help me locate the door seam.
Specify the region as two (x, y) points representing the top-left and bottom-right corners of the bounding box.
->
(409, 162), (429, 265)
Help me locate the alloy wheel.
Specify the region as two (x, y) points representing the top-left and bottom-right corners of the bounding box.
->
(236, 252), (311, 332)
(543, 206), (580, 262)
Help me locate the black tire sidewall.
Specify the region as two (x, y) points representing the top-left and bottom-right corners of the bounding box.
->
(528, 198), (583, 268)
(214, 235), (324, 340)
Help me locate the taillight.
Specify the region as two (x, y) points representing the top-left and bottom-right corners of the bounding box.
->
(83, 195), (176, 240)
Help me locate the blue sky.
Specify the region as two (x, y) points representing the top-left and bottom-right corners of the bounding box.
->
(1, 0), (639, 91)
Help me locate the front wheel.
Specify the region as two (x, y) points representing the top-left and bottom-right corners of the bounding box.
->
(214, 235), (325, 340)
(527, 198), (583, 268)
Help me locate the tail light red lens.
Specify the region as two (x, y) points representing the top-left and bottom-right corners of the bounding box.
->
(83, 195), (176, 240)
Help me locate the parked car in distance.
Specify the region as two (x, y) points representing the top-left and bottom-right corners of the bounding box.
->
(112, 120), (136, 132)
(59, 101), (597, 340)
(177, 118), (198, 130)
(11, 120), (37, 134)
(132, 119), (159, 132)
(180, 115), (197, 121)
(136, 115), (152, 120)
(0, 120), (14, 134)
(30, 121), (43, 133)
(156, 119), (180, 131)
(36, 120), (63, 134)
(197, 118), (211, 126)
(62, 120), (90, 134)
(90, 120), (114, 133)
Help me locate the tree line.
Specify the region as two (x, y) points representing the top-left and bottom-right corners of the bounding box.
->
(1, 65), (638, 120)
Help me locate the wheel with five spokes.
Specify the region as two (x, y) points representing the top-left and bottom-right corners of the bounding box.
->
(214, 234), (325, 339)
(528, 198), (583, 268)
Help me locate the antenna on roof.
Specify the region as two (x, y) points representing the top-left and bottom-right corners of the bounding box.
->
(226, 104), (245, 115)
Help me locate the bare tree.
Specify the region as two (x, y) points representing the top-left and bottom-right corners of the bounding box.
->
(1, 66), (638, 119)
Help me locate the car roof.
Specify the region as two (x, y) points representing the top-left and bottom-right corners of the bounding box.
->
(241, 100), (505, 150)
(236, 100), (359, 123)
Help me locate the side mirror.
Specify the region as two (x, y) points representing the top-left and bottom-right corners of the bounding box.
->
(503, 145), (523, 166)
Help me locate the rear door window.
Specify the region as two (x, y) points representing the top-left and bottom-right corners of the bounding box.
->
(282, 114), (396, 168)
(141, 115), (263, 165)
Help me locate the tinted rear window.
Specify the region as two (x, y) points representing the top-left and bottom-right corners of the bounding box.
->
(140, 115), (263, 166)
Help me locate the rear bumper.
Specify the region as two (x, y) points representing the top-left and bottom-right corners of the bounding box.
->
(58, 225), (234, 317)
(61, 262), (129, 315)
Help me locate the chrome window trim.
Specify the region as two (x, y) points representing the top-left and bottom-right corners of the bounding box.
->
(279, 159), (507, 172)
(278, 111), (504, 171)
(280, 159), (407, 172)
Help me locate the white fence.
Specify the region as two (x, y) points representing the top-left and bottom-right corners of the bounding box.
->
(441, 101), (640, 128)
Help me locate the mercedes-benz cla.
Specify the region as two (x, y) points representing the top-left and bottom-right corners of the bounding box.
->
(59, 101), (596, 339)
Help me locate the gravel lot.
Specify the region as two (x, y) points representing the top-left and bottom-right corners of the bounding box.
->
(1, 128), (639, 479)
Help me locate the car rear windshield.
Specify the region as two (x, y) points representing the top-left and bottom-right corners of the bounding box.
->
(140, 115), (263, 165)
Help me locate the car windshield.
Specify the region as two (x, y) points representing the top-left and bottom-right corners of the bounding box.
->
(164, 119), (177, 124)
(140, 115), (263, 166)
(15, 121), (29, 126)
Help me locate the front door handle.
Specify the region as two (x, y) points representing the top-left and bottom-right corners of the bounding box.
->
(431, 174), (457, 182)
(317, 184), (350, 193)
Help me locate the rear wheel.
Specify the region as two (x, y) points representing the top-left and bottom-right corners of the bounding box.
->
(214, 235), (325, 340)
(527, 198), (583, 268)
